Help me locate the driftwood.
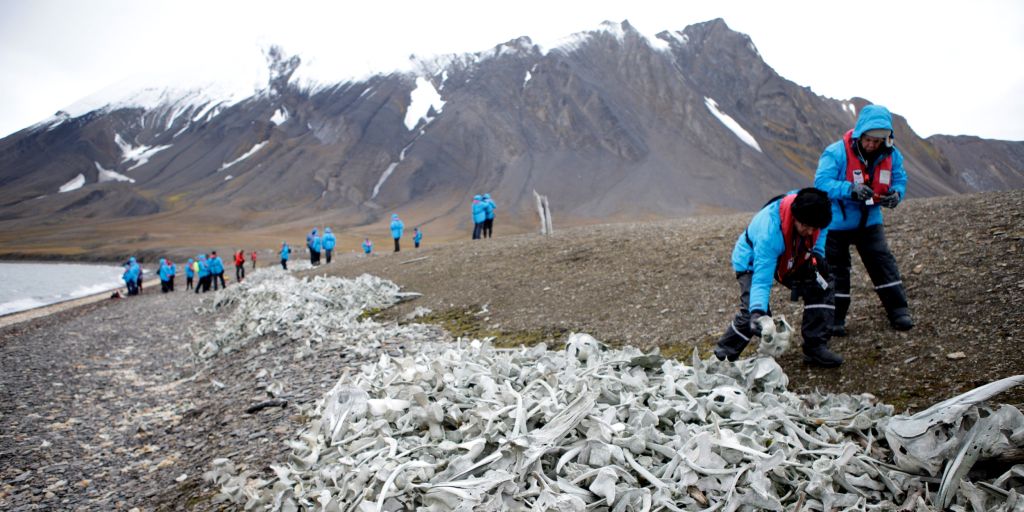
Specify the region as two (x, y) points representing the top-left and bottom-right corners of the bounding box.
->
(400, 256), (429, 265)
(245, 399), (288, 414)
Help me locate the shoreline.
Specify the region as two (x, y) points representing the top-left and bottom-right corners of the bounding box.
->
(0, 277), (160, 329)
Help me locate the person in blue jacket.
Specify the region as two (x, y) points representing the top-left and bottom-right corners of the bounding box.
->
(122, 259), (139, 296)
(814, 105), (913, 334)
(413, 227), (422, 248)
(209, 251), (226, 290)
(280, 242), (291, 270)
(159, 258), (171, 293)
(362, 238), (373, 255)
(195, 254), (210, 294)
(166, 259), (176, 291)
(471, 195), (486, 240)
(482, 193), (496, 238)
(307, 228), (321, 265)
(185, 258), (195, 291)
(390, 214), (404, 252)
(322, 227), (337, 264)
(714, 188), (842, 367)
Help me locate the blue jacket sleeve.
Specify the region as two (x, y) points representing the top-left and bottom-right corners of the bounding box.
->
(748, 229), (782, 313)
(890, 149), (907, 198)
(813, 142), (850, 201)
(814, 226), (828, 257)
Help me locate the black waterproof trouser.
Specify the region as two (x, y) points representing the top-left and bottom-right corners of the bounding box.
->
(394, 238), (401, 252)
(236, 265), (245, 282)
(169, 276), (174, 291)
(325, 249), (332, 264)
(484, 218), (494, 238)
(715, 270), (835, 360)
(472, 223), (482, 240)
(281, 259), (288, 270)
(826, 224), (909, 325)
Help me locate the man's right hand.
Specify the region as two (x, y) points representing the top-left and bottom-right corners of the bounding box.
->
(750, 310), (766, 336)
(850, 183), (873, 202)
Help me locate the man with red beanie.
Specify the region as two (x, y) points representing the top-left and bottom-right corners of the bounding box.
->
(714, 188), (842, 367)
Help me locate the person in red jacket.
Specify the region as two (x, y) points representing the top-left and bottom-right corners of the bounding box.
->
(250, 250), (257, 269)
(234, 250), (246, 282)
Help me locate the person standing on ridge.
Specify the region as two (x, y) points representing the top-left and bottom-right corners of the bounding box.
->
(209, 251), (226, 290)
(195, 254), (210, 293)
(323, 227), (337, 264)
(362, 238), (373, 256)
(280, 242), (291, 270)
(483, 193), (496, 238)
(159, 258), (172, 293)
(413, 227), (422, 248)
(307, 228), (320, 266)
(185, 257), (195, 291)
(713, 188), (843, 368)
(234, 250), (246, 282)
(471, 195), (486, 240)
(390, 214), (404, 252)
(814, 104), (913, 335)
(166, 259), (176, 291)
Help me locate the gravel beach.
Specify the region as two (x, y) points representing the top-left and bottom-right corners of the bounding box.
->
(1, 189), (1022, 510)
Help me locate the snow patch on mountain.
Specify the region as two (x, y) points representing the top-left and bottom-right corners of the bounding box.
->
(114, 133), (171, 170)
(540, 20), (670, 55)
(404, 77), (444, 131)
(220, 141), (268, 171)
(271, 107), (289, 126)
(843, 102), (857, 117)
(704, 97), (762, 153)
(95, 162), (135, 184)
(371, 142), (414, 199)
(59, 174), (86, 193)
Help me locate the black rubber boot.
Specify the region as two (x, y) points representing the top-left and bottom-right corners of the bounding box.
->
(830, 324), (848, 337)
(803, 343), (844, 368)
(714, 324), (751, 362)
(889, 308), (915, 331)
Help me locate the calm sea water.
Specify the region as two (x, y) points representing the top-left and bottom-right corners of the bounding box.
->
(0, 262), (127, 316)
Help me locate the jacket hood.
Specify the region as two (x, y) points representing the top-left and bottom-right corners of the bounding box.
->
(325, 227), (332, 233)
(392, 214), (400, 220)
(853, 105), (894, 138)
(311, 228), (318, 234)
(473, 195), (482, 201)
(483, 194), (490, 200)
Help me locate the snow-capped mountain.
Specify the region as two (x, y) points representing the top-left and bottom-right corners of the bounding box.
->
(0, 18), (1021, 258)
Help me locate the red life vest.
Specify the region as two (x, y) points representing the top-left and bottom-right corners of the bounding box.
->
(775, 194), (820, 282)
(843, 129), (893, 198)
(234, 251), (245, 265)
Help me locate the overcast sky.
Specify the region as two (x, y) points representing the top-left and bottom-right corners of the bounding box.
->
(1, 0), (1022, 140)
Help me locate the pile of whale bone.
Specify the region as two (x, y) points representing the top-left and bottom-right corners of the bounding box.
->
(191, 270), (428, 361)
(200, 272), (1024, 511)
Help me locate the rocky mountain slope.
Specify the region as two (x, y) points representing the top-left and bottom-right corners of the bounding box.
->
(0, 19), (1021, 259)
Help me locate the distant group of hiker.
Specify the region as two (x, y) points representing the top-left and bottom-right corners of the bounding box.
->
(714, 105), (913, 368)
(472, 193), (496, 239)
(121, 249), (259, 296)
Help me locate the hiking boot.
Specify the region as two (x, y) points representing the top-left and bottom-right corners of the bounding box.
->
(713, 346), (739, 362)
(830, 323), (848, 337)
(891, 314), (915, 331)
(802, 344), (844, 368)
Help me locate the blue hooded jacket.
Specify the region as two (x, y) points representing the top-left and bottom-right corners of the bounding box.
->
(158, 258), (171, 281)
(122, 261), (139, 284)
(730, 193), (828, 314)
(167, 260), (176, 277)
(185, 258), (194, 278)
(280, 243), (290, 261)
(306, 228), (317, 249)
(390, 214), (404, 239)
(322, 227), (336, 250)
(814, 105), (907, 231)
(483, 193), (496, 220)
(413, 228), (422, 244)
(197, 255), (210, 278)
(208, 254), (224, 274)
(363, 239), (373, 254)
(472, 195), (486, 223)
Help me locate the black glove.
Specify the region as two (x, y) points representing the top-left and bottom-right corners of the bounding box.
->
(879, 190), (900, 208)
(850, 183), (873, 202)
(749, 310), (766, 336)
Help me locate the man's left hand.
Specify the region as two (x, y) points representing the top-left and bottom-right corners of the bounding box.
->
(879, 191), (901, 208)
